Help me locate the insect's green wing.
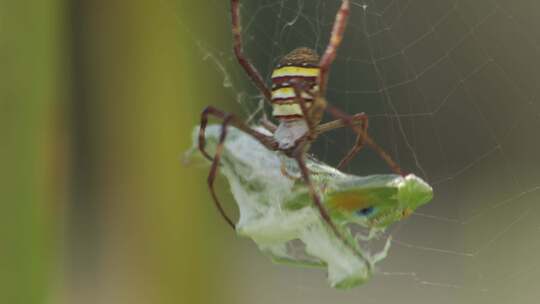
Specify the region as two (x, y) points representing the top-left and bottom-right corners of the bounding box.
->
(327, 174), (433, 228)
(283, 174), (433, 229)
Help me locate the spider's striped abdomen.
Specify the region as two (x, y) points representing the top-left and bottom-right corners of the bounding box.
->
(271, 48), (320, 122)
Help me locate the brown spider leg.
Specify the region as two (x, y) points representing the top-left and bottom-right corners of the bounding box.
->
(276, 81), (321, 180)
(198, 106), (278, 228)
(259, 116), (277, 133)
(336, 113), (369, 170)
(324, 105), (405, 176)
(288, 87), (372, 262)
(315, 114), (397, 173)
(293, 143), (371, 264)
(207, 115), (237, 228)
(289, 79), (326, 134)
(293, 147), (334, 229)
(318, 0), (351, 95)
(314, 113), (366, 134)
(231, 0), (272, 102)
(287, 85), (385, 174)
(199, 106), (277, 161)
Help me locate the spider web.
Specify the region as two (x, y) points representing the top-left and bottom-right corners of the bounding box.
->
(169, 0), (540, 303)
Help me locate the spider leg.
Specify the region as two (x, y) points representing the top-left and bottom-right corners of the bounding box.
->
(314, 113), (369, 170)
(336, 113), (368, 170)
(259, 116), (277, 133)
(322, 105), (404, 176)
(274, 81), (321, 181)
(293, 146), (334, 228)
(199, 106), (277, 161)
(289, 80), (395, 173)
(318, 0), (351, 94)
(208, 115), (237, 228)
(231, 0), (272, 102)
(314, 114), (364, 133)
(289, 79), (326, 134)
(198, 106), (278, 228)
(292, 143), (370, 264)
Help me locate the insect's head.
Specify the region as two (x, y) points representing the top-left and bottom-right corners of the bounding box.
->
(325, 181), (433, 229)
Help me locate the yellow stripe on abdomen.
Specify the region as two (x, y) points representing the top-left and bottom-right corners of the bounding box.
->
(272, 87), (315, 100)
(272, 103), (303, 117)
(271, 66), (320, 78)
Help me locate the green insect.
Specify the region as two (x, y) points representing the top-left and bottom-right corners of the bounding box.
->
(190, 125), (433, 288)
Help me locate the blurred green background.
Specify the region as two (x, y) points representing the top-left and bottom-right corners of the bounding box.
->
(2, 1), (232, 303)
(2, 0), (540, 303)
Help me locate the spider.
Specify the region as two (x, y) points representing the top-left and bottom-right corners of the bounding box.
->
(198, 0), (404, 253)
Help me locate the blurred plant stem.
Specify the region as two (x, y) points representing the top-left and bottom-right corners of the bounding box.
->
(0, 0), (66, 303)
(0, 0), (238, 302)
(67, 1), (233, 303)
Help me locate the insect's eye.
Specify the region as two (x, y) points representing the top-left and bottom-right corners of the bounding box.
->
(356, 206), (375, 216)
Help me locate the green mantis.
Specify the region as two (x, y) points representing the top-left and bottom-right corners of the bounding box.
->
(190, 125), (433, 288)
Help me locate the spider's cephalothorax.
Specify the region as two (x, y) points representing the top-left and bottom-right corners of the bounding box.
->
(271, 48), (322, 149)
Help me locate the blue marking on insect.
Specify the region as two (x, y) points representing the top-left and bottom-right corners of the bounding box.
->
(356, 206), (375, 217)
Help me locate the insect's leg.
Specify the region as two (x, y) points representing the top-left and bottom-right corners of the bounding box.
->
(280, 160), (301, 180)
(293, 144), (370, 263)
(231, 0), (272, 102)
(323, 105), (404, 176)
(318, 0), (351, 95)
(199, 106), (278, 228)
